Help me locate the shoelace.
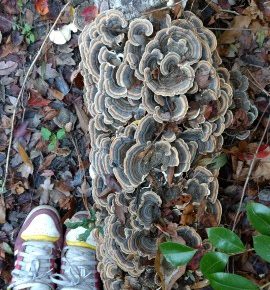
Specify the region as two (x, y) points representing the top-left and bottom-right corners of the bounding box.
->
(9, 241), (54, 289)
(51, 246), (97, 290)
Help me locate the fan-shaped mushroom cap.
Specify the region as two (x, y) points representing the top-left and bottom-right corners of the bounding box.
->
(128, 18), (153, 46)
(78, 7), (235, 288)
(95, 10), (128, 46)
(129, 230), (158, 259)
(230, 70), (249, 92)
(226, 70), (258, 140)
(177, 226), (202, 248)
(124, 140), (179, 187)
(183, 11), (217, 52)
(185, 166), (218, 203)
(142, 86), (189, 123)
(129, 190), (162, 230)
(173, 139), (191, 177)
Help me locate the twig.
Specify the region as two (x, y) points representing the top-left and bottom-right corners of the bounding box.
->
(208, 27), (269, 31)
(261, 281), (270, 290)
(0, 2), (70, 202)
(232, 115), (270, 231)
(70, 135), (90, 213)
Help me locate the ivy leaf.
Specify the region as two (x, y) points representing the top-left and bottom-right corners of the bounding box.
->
(208, 272), (259, 290)
(56, 128), (66, 140)
(207, 227), (245, 254)
(159, 242), (197, 267)
(256, 30), (266, 48)
(246, 202), (270, 235)
(200, 252), (229, 277)
(78, 228), (91, 242)
(210, 154), (227, 170)
(1, 242), (13, 255)
(65, 217), (94, 229)
(48, 134), (57, 151)
(198, 154), (227, 170)
(29, 33), (35, 43)
(253, 235), (270, 263)
(41, 127), (52, 141)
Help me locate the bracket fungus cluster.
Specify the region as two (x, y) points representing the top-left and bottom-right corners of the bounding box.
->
(78, 8), (239, 289)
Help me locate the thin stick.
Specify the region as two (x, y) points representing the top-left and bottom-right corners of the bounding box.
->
(70, 135), (90, 213)
(232, 115), (270, 231)
(0, 2), (70, 199)
(208, 27), (269, 31)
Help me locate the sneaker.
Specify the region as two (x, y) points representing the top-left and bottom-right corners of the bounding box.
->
(51, 211), (101, 290)
(8, 205), (63, 290)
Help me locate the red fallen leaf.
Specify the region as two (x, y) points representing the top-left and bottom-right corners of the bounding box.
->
(257, 144), (270, 159)
(27, 89), (51, 107)
(35, 0), (49, 15)
(233, 143), (270, 161)
(81, 5), (98, 23)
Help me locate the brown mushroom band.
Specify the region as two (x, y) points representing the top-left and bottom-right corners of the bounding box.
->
(78, 9), (257, 289)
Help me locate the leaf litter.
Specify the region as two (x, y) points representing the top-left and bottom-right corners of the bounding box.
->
(0, 0), (270, 289)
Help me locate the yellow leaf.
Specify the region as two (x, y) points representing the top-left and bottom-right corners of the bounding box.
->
(219, 16), (251, 44)
(17, 143), (33, 170)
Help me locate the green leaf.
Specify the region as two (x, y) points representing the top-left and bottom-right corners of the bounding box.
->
(256, 30), (266, 48)
(56, 128), (66, 140)
(29, 33), (35, 43)
(65, 217), (94, 229)
(24, 23), (31, 32)
(208, 272), (259, 290)
(246, 202), (270, 235)
(48, 134), (57, 151)
(200, 252), (229, 277)
(41, 127), (52, 141)
(1, 242), (13, 255)
(207, 227), (245, 254)
(78, 228), (91, 242)
(159, 242), (197, 267)
(198, 154), (227, 170)
(210, 154), (227, 170)
(253, 235), (270, 263)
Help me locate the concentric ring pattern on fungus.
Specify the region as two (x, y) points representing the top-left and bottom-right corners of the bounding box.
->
(78, 9), (236, 289)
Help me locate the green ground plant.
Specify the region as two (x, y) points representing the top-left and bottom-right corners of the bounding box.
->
(41, 127), (66, 151)
(159, 202), (270, 290)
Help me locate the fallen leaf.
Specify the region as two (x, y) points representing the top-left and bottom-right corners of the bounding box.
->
(37, 63), (58, 80)
(17, 143), (33, 169)
(81, 5), (98, 23)
(74, 103), (89, 134)
(0, 61), (18, 76)
(38, 154), (56, 171)
(219, 16), (252, 44)
(48, 88), (64, 100)
(27, 89), (51, 107)
(0, 197), (5, 224)
(35, 0), (49, 15)
(70, 69), (84, 89)
(14, 121), (29, 139)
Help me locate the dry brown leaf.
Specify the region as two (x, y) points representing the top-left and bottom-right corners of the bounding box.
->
(74, 103), (89, 134)
(0, 197), (6, 224)
(55, 180), (73, 195)
(219, 15), (251, 44)
(48, 88), (64, 100)
(38, 154), (56, 172)
(0, 61), (18, 76)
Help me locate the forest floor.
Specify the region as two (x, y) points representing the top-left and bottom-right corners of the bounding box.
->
(0, 0), (270, 289)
